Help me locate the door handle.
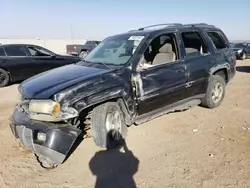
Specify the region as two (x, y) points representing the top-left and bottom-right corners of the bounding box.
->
(176, 69), (184, 73)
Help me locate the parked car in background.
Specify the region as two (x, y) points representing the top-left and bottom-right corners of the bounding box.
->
(66, 40), (101, 58)
(10, 23), (236, 169)
(0, 44), (82, 87)
(230, 42), (250, 60)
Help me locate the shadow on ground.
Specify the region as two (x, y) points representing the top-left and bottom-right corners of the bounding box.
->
(89, 132), (140, 188)
(236, 66), (250, 73)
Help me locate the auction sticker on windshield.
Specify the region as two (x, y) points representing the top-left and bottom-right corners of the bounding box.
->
(128, 36), (145, 41)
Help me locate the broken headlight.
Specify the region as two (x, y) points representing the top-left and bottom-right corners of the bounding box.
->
(28, 99), (78, 122)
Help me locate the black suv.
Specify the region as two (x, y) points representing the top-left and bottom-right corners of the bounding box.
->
(0, 44), (81, 87)
(230, 42), (250, 60)
(10, 23), (236, 168)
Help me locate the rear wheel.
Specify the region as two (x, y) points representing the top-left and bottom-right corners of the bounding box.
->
(91, 102), (127, 149)
(79, 50), (89, 58)
(0, 68), (10, 87)
(201, 75), (226, 109)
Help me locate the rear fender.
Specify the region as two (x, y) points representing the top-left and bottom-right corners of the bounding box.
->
(209, 62), (230, 77)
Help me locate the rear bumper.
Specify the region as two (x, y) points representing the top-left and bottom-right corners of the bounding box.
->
(9, 106), (82, 165)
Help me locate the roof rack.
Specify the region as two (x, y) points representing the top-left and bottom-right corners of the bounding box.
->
(128, 23), (216, 32)
(138, 23), (183, 30)
(183, 23), (215, 28)
(128, 29), (139, 32)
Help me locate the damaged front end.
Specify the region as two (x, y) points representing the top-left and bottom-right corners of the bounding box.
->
(9, 99), (82, 169)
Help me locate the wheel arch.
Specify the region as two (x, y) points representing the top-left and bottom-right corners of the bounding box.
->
(80, 49), (88, 52)
(77, 96), (133, 126)
(213, 68), (228, 83)
(209, 63), (230, 83)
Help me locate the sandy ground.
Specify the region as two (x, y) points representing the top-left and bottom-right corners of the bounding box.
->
(0, 60), (250, 188)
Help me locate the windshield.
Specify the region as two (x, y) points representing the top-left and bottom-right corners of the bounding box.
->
(231, 43), (246, 48)
(83, 35), (145, 65)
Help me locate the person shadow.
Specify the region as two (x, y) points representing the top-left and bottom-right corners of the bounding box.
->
(89, 131), (139, 188)
(236, 66), (250, 73)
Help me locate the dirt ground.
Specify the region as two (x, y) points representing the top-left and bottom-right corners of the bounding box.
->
(0, 60), (250, 188)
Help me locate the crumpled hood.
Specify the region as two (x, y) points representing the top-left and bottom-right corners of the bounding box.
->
(20, 64), (112, 99)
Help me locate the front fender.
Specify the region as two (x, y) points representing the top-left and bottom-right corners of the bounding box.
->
(53, 71), (137, 124)
(73, 86), (136, 124)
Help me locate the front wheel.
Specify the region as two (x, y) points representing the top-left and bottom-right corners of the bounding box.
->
(240, 52), (246, 60)
(91, 102), (127, 149)
(201, 75), (226, 109)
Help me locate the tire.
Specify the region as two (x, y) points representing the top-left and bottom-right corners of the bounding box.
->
(91, 102), (127, 149)
(201, 75), (226, 109)
(79, 50), (89, 58)
(0, 68), (10, 87)
(240, 52), (246, 60)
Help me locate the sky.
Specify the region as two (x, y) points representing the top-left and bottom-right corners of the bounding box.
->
(2, 0), (250, 41)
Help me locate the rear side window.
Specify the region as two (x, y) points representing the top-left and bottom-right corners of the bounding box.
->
(207, 32), (228, 50)
(181, 31), (208, 57)
(4, 46), (27, 56)
(0, 47), (5, 56)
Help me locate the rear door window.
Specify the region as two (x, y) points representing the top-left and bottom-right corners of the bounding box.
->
(0, 47), (5, 56)
(4, 46), (27, 56)
(207, 32), (228, 50)
(181, 31), (209, 57)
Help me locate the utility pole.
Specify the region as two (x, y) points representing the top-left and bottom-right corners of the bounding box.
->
(69, 22), (75, 44)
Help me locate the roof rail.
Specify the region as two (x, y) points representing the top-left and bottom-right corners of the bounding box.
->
(128, 29), (139, 32)
(183, 23), (215, 28)
(138, 23), (183, 30)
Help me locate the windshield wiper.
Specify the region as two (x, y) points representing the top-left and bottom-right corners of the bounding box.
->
(81, 59), (111, 69)
(92, 61), (111, 69)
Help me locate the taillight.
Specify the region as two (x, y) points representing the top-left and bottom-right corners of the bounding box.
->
(233, 54), (236, 66)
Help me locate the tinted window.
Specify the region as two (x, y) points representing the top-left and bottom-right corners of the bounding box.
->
(181, 31), (208, 57)
(4, 46), (27, 56)
(27, 46), (52, 56)
(0, 47), (5, 56)
(86, 41), (95, 45)
(231, 43), (245, 48)
(86, 41), (99, 46)
(207, 32), (227, 50)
